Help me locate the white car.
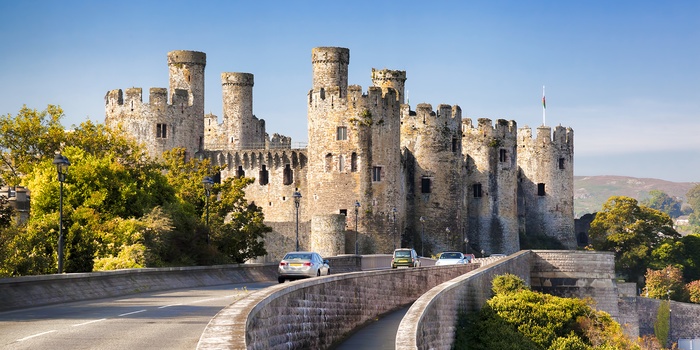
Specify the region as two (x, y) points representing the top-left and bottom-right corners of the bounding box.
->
(278, 251), (330, 283)
(435, 252), (468, 266)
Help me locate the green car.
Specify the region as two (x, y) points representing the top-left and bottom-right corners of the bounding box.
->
(391, 248), (421, 268)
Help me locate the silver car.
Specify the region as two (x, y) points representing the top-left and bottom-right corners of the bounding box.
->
(435, 251), (468, 266)
(278, 251), (330, 283)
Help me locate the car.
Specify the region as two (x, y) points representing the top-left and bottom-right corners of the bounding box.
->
(464, 254), (476, 263)
(278, 251), (330, 283)
(435, 251), (468, 266)
(391, 248), (421, 268)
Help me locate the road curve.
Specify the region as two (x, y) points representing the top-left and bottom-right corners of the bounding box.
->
(0, 281), (275, 350)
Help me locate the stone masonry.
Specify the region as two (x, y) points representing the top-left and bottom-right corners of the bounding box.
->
(105, 47), (576, 261)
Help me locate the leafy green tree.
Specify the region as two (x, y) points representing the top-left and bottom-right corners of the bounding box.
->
(643, 266), (688, 302)
(650, 234), (700, 283)
(589, 196), (680, 285)
(209, 176), (271, 263)
(642, 190), (683, 219)
(0, 105), (67, 186)
(654, 301), (670, 348)
(687, 184), (700, 234)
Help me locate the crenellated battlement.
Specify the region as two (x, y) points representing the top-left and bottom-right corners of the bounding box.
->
(167, 50), (206, 66)
(462, 118), (518, 139)
(371, 68), (406, 103)
(309, 84), (398, 114)
(222, 72), (254, 87)
(402, 103), (462, 131)
(518, 124), (574, 148)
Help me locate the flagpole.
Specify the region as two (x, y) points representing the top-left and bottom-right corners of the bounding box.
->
(542, 85), (546, 126)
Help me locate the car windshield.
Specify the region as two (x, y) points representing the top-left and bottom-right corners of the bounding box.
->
(441, 253), (461, 259)
(394, 250), (411, 258)
(284, 254), (311, 260)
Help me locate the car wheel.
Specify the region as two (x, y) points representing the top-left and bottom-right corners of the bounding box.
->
(317, 270), (321, 277)
(278, 277), (285, 283)
(327, 268), (331, 275)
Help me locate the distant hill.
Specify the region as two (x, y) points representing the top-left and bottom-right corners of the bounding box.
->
(574, 176), (698, 218)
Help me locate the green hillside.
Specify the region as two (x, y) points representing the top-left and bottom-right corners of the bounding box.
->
(574, 176), (698, 218)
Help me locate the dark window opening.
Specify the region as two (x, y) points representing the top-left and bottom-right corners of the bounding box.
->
(325, 153), (333, 172)
(372, 166), (382, 182)
(421, 177), (432, 193)
(499, 149), (507, 162)
(537, 183), (546, 196)
(283, 164), (293, 185)
(473, 183), (482, 198)
(452, 138), (458, 152)
(351, 152), (358, 172)
(337, 126), (347, 140)
(339, 209), (348, 216)
(559, 158), (565, 170)
(157, 123), (167, 138)
(259, 165), (269, 185)
(236, 166), (245, 178)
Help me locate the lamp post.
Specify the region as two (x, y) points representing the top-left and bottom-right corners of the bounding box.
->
(464, 238), (469, 254)
(354, 200), (361, 255)
(419, 216), (425, 257)
(293, 191), (302, 251)
(392, 207), (397, 250)
(202, 176), (214, 244)
(53, 154), (70, 274)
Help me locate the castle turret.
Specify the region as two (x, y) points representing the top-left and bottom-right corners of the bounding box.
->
(371, 68), (406, 104)
(312, 47), (349, 97)
(462, 118), (519, 255)
(401, 103), (464, 255)
(220, 72), (266, 149)
(517, 124), (575, 249)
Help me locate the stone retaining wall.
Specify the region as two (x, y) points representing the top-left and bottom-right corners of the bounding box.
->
(196, 263), (479, 349)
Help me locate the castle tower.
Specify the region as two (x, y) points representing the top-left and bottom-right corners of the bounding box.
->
(166, 50), (206, 157)
(220, 72), (266, 149)
(307, 47), (403, 254)
(371, 68), (407, 104)
(462, 118), (519, 255)
(517, 125), (576, 249)
(401, 103), (465, 255)
(312, 47), (350, 97)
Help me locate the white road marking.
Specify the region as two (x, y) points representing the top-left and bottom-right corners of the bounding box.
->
(72, 318), (107, 327)
(118, 309), (147, 317)
(16, 330), (57, 342)
(158, 303), (182, 309)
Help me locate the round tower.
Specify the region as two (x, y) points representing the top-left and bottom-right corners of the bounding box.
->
(222, 72), (254, 150)
(371, 68), (407, 104)
(517, 125), (576, 249)
(167, 50), (206, 155)
(462, 118), (519, 255)
(311, 47), (349, 97)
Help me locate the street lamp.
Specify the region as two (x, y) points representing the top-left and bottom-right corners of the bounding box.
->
(354, 200), (361, 255)
(293, 191), (302, 251)
(392, 207), (397, 250)
(419, 216), (425, 257)
(464, 237), (469, 254)
(202, 176), (214, 244)
(53, 153), (70, 274)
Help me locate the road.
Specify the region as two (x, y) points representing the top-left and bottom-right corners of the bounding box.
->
(333, 305), (409, 350)
(0, 281), (275, 350)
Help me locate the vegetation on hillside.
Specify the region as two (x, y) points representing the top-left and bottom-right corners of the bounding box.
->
(0, 105), (270, 276)
(453, 274), (642, 350)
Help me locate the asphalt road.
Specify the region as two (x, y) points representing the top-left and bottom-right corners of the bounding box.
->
(332, 305), (410, 350)
(0, 281), (275, 350)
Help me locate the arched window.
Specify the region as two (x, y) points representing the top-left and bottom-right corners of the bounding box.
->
(325, 153), (333, 172)
(283, 164), (293, 185)
(259, 165), (269, 185)
(351, 152), (358, 172)
(236, 166), (245, 178)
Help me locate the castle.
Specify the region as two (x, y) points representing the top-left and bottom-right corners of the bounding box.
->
(105, 47), (576, 261)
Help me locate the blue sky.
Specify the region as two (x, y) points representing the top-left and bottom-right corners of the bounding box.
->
(1, 1), (698, 182)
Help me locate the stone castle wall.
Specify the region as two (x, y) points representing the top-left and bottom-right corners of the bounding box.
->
(104, 47), (576, 261)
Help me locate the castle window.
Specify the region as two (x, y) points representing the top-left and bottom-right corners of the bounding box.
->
(499, 149), (507, 162)
(351, 152), (358, 172)
(259, 165), (269, 185)
(338, 155), (345, 172)
(537, 183), (546, 196)
(421, 177), (432, 193)
(325, 153), (333, 172)
(473, 183), (482, 198)
(237, 166), (245, 178)
(339, 209), (347, 216)
(337, 126), (347, 141)
(156, 123), (167, 138)
(372, 166), (382, 182)
(283, 164), (293, 185)
(559, 158), (565, 170)
(452, 138), (458, 152)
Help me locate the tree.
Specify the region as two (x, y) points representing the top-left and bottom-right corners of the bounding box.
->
(642, 190), (683, 219)
(687, 184), (700, 234)
(588, 196), (680, 285)
(0, 105), (66, 186)
(687, 280), (700, 304)
(209, 176), (271, 263)
(643, 266), (688, 302)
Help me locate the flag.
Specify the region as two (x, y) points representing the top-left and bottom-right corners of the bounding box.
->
(542, 95), (546, 109)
